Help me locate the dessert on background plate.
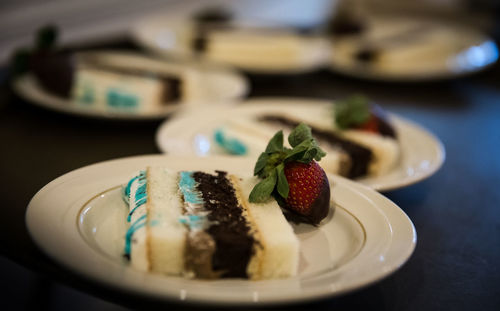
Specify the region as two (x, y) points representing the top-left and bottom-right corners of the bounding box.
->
(11, 26), (248, 119)
(219, 95), (400, 180)
(131, 8), (329, 73)
(123, 124), (331, 280)
(327, 15), (499, 81)
(156, 97), (445, 191)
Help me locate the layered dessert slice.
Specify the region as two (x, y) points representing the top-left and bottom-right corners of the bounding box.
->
(188, 9), (325, 71)
(23, 27), (186, 112)
(123, 167), (299, 280)
(220, 100), (399, 179)
(70, 54), (183, 113)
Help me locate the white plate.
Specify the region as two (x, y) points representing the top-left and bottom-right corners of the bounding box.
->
(26, 154), (416, 306)
(156, 98), (445, 191)
(329, 17), (498, 81)
(131, 15), (330, 74)
(12, 51), (248, 120)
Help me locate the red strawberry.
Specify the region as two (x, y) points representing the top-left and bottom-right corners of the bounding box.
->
(283, 161), (330, 224)
(355, 114), (379, 133)
(335, 95), (396, 137)
(249, 123), (331, 225)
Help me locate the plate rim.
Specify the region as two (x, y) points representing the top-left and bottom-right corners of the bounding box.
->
(26, 154), (416, 306)
(327, 20), (498, 82)
(155, 97), (446, 191)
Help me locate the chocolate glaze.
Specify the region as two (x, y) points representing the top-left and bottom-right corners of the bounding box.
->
(192, 8), (233, 24)
(192, 171), (254, 278)
(370, 105), (397, 138)
(191, 35), (208, 53)
(327, 16), (365, 36)
(277, 170), (331, 226)
(30, 51), (75, 98)
(259, 115), (373, 179)
(305, 173), (331, 225)
(355, 48), (379, 63)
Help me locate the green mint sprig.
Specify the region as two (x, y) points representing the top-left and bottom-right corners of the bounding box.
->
(9, 25), (59, 77)
(334, 94), (371, 129)
(249, 123), (326, 203)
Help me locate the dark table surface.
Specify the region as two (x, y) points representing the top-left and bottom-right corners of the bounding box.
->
(1, 39), (499, 311)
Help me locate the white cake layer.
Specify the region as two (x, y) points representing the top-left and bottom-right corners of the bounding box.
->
(226, 114), (399, 176)
(225, 117), (347, 175)
(146, 167), (187, 275)
(341, 130), (400, 175)
(203, 29), (324, 70)
(72, 67), (166, 112)
(233, 176), (300, 280)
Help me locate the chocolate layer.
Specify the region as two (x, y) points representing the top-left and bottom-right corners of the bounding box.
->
(367, 104), (396, 138)
(192, 171), (254, 278)
(259, 115), (373, 179)
(31, 51), (75, 98)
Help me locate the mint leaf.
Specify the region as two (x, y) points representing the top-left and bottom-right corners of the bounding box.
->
(284, 139), (312, 162)
(254, 152), (269, 177)
(313, 145), (326, 161)
(276, 163), (289, 199)
(302, 147), (318, 163)
(265, 130), (284, 153)
(284, 135), (327, 164)
(249, 169), (277, 203)
(334, 95), (371, 129)
(36, 25), (58, 50)
(288, 123), (313, 147)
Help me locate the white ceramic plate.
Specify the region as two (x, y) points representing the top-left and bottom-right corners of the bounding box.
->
(329, 17), (498, 81)
(12, 51), (248, 120)
(131, 15), (330, 74)
(156, 98), (445, 191)
(26, 154), (416, 306)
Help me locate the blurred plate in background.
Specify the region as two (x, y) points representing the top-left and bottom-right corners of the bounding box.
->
(328, 17), (498, 81)
(13, 51), (248, 120)
(131, 15), (330, 74)
(156, 98), (445, 191)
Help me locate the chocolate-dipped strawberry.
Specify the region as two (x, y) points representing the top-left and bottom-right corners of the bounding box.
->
(334, 95), (396, 138)
(249, 123), (330, 225)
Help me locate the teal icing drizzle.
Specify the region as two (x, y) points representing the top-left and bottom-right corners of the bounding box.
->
(123, 171), (147, 222)
(124, 214), (147, 256)
(122, 175), (137, 205)
(178, 171), (210, 231)
(107, 89), (139, 109)
(213, 128), (247, 155)
(179, 171), (203, 204)
(121, 186), (129, 205)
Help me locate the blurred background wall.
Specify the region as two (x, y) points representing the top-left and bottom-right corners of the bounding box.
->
(1, 0), (498, 64)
